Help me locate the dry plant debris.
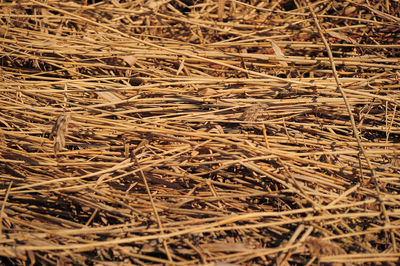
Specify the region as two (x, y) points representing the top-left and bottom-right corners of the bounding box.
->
(0, 0), (400, 265)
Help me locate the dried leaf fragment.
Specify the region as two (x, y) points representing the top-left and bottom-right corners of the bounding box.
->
(270, 40), (288, 67)
(198, 87), (218, 96)
(51, 113), (71, 154)
(304, 237), (345, 258)
(121, 55), (137, 66)
(327, 31), (358, 44)
(144, 0), (170, 11)
(240, 103), (265, 122)
(97, 90), (126, 103)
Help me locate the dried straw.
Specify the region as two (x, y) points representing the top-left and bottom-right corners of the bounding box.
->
(1, 0), (399, 264)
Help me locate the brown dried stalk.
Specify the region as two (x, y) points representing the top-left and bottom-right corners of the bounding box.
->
(1, 0), (399, 265)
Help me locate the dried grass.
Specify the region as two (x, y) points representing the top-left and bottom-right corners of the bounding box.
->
(0, 0), (400, 265)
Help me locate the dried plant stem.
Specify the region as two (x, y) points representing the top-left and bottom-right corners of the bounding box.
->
(0, 181), (12, 235)
(133, 154), (173, 262)
(306, 0), (397, 252)
(1, 0), (399, 264)
(306, 0), (374, 181)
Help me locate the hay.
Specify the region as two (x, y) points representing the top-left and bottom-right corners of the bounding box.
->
(1, 0), (399, 264)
